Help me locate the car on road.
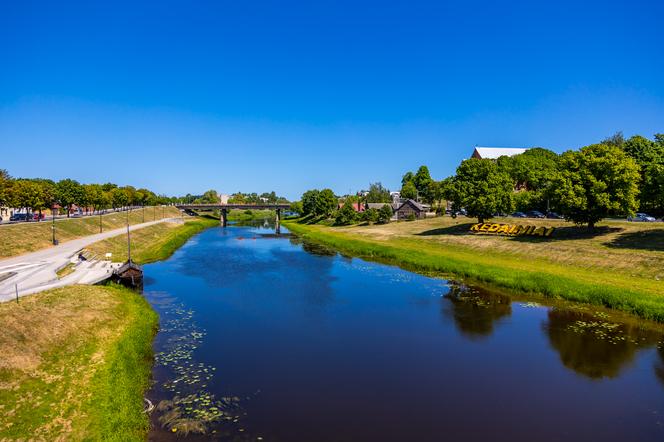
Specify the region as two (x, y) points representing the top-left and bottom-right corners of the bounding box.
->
(526, 210), (545, 218)
(511, 212), (527, 218)
(628, 213), (656, 222)
(9, 213), (29, 222)
(546, 212), (563, 219)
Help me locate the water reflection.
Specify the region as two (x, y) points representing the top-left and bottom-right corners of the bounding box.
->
(655, 345), (664, 386)
(544, 308), (660, 379)
(441, 285), (511, 339)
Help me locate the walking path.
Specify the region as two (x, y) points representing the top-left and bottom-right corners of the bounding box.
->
(0, 218), (177, 302)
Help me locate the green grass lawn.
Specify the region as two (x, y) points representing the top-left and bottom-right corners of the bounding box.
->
(284, 216), (664, 321)
(0, 285), (158, 441)
(0, 206), (182, 258)
(84, 216), (219, 264)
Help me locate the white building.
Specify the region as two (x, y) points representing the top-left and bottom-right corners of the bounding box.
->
(471, 146), (529, 160)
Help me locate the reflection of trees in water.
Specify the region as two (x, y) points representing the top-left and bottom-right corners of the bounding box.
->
(300, 240), (338, 257)
(544, 308), (661, 379)
(441, 285), (512, 339)
(656, 345), (664, 387)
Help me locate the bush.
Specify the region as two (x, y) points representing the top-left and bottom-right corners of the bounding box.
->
(335, 201), (357, 225)
(363, 208), (379, 223)
(377, 204), (393, 224)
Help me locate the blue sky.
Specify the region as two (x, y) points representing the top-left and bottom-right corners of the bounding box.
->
(1, 0), (663, 199)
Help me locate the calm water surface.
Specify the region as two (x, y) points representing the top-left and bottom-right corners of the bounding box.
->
(145, 224), (664, 442)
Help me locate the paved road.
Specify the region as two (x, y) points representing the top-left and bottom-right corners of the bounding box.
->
(0, 218), (179, 302)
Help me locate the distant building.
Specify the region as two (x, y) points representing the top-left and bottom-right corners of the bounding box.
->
(394, 199), (429, 220)
(471, 146), (529, 160)
(338, 202), (365, 212)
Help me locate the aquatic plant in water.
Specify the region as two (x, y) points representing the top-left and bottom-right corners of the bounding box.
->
(151, 299), (244, 435)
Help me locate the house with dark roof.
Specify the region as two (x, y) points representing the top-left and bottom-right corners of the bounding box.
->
(394, 199), (429, 220)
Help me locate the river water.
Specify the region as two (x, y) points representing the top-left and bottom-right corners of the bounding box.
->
(144, 223), (664, 442)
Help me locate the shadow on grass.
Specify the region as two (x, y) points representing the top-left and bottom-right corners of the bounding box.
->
(605, 229), (664, 252)
(418, 223), (623, 242)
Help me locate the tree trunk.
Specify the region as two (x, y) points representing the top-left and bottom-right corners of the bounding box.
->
(478, 217), (484, 223)
(588, 221), (595, 230)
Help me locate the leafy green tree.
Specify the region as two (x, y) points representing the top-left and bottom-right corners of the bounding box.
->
(377, 204), (394, 224)
(552, 144), (640, 228)
(0, 169), (11, 207)
(401, 171), (414, 187)
(290, 201), (303, 214)
(622, 134), (664, 216)
(400, 181), (417, 200)
(602, 131), (625, 148)
(315, 189), (337, 217)
(335, 200), (357, 225)
(413, 165), (433, 201)
(301, 190), (320, 216)
(447, 159), (514, 223)
(110, 187), (130, 209)
(55, 179), (85, 217)
(365, 182), (391, 203)
(362, 207), (379, 223)
(195, 189), (220, 204)
(497, 148), (558, 212)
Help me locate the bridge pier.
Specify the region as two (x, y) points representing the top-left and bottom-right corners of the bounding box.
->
(221, 208), (228, 227)
(275, 208), (281, 234)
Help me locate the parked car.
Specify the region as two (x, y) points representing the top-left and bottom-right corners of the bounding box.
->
(511, 212), (527, 218)
(628, 213), (656, 222)
(10, 213), (29, 222)
(526, 210), (545, 218)
(546, 212), (563, 219)
(33, 213), (45, 221)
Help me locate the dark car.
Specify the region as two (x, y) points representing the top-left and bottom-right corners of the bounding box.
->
(511, 212), (527, 218)
(10, 213), (29, 221)
(526, 210), (545, 218)
(627, 213), (656, 222)
(546, 212), (563, 219)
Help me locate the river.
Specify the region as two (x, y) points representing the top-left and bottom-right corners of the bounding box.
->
(144, 223), (664, 441)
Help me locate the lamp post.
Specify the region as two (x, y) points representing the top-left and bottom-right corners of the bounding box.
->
(52, 204), (57, 245)
(99, 210), (103, 233)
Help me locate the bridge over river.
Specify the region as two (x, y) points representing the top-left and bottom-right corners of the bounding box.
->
(175, 204), (291, 227)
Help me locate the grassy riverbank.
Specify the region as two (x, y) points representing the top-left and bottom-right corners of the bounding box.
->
(284, 217), (664, 322)
(0, 206), (182, 258)
(84, 216), (219, 264)
(0, 285), (158, 441)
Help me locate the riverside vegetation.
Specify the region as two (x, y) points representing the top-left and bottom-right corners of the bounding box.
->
(283, 216), (664, 321)
(0, 285), (158, 441)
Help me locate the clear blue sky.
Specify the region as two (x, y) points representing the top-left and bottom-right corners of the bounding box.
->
(1, 0), (663, 199)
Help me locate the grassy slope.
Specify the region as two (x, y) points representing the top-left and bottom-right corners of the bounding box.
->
(0, 285), (158, 441)
(0, 206), (182, 258)
(284, 217), (664, 321)
(84, 216), (218, 264)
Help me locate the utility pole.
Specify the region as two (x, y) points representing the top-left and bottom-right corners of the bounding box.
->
(126, 209), (132, 262)
(99, 211), (103, 233)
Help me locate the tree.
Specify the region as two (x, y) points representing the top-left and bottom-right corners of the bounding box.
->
(110, 187), (129, 209)
(447, 159), (514, 223)
(602, 131), (625, 148)
(365, 182), (391, 203)
(301, 190), (320, 216)
(195, 189), (220, 204)
(377, 204), (393, 224)
(290, 201), (303, 215)
(10, 180), (51, 220)
(622, 134), (664, 216)
(315, 189), (337, 217)
(362, 207), (379, 223)
(552, 143), (640, 228)
(0, 169), (11, 207)
(413, 165), (433, 202)
(335, 200), (357, 225)
(401, 181), (417, 200)
(55, 179), (85, 217)
(401, 171), (414, 187)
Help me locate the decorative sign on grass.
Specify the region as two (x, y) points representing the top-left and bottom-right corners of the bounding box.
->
(470, 222), (555, 237)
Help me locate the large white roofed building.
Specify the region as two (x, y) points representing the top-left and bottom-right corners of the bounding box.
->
(471, 146), (529, 160)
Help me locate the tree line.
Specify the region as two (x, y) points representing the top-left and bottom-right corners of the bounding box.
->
(443, 132), (663, 227)
(292, 131), (663, 229)
(0, 170), (175, 219)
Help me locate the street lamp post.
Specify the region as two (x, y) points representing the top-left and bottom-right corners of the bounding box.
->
(99, 211), (103, 233)
(52, 205), (57, 245)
